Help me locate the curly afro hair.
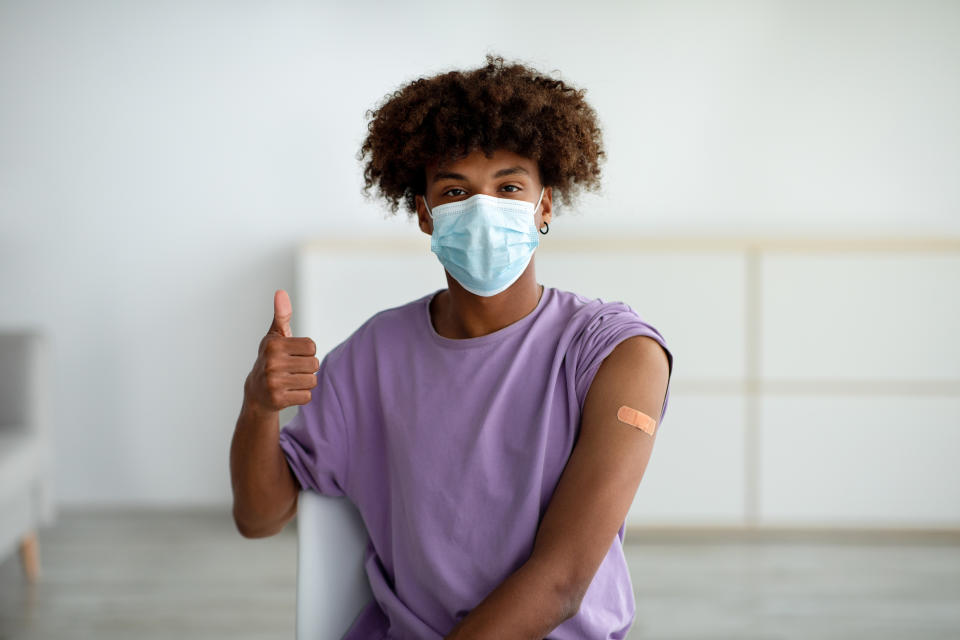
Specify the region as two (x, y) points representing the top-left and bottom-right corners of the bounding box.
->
(357, 54), (605, 217)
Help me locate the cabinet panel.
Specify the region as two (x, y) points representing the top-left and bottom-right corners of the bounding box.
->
(297, 249), (444, 358)
(759, 395), (960, 527)
(626, 393), (747, 526)
(761, 253), (960, 380)
(537, 250), (746, 380)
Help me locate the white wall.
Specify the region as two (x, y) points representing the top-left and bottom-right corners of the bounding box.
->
(1, 0), (957, 507)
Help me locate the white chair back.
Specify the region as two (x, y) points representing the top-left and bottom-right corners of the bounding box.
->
(295, 490), (373, 640)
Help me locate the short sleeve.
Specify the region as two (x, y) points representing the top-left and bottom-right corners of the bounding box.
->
(574, 301), (674, 426)
(277, 357), (349, 497)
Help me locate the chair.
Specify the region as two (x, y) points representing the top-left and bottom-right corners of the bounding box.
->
(295, 489), (374, 640)
(0, 329), (57, 581)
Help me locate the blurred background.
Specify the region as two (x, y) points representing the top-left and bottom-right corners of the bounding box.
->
(1, 0), (958, 638)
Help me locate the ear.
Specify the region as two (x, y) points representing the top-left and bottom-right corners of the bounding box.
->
(416, 194), (433, 235)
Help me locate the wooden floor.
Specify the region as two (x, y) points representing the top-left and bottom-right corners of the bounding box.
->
(1, 509), (958, 639)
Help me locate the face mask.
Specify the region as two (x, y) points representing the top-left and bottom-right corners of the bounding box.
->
(424, 187), (545, 297)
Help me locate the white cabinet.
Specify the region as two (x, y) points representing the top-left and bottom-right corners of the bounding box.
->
(297, 236), (960, 530)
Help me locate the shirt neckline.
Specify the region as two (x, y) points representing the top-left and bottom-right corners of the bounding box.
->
(422, 285), (553, 350)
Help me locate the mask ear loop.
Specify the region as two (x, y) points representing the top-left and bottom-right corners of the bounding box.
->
(533, 186), (545, 216)
(422, 195), (433, 218)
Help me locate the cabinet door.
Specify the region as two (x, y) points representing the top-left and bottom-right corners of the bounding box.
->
(759, 252), (960, 526)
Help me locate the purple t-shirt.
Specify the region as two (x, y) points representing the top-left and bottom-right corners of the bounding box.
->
(278, 285), (674, 640)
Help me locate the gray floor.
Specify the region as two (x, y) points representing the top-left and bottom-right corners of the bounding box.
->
(1, 510), (958, 640)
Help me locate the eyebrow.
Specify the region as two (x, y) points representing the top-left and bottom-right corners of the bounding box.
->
(432, 166), (529, 181)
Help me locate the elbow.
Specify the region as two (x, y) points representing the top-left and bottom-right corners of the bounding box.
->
(235, 520), (273, 539)
(233, 512), (268, 539)
(232, 505), (289, 539)
(232, 492), (298, 539)
(531, 559), (586, 622)
(559, 583), (585, 621)
(526, 555), (587, 621)
(550, 563), (589, 621)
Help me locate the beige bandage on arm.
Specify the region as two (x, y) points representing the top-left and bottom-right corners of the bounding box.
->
(617, 405), (657, 436)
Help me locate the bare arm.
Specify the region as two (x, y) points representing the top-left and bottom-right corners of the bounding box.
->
(230, 289), (319, 538)
(525, 335), (670, 607)
(444, 335), (670, 638)
(443, 555), (577, 640)
(230, 400), (301, 538)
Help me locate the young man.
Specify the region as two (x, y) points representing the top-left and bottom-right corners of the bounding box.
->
(231, 54), (674, 640)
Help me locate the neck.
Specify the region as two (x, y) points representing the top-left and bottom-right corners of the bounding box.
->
(432, 260), (543, 340)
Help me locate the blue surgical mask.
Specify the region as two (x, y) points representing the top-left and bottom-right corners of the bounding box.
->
(424, 187), (545, 297)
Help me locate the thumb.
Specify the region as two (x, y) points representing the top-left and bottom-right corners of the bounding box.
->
(270, 289), (293, 338)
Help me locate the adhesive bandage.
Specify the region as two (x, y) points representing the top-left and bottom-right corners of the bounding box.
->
(617, 405), (657, 436)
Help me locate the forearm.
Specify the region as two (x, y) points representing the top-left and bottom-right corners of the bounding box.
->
(443, 557), (579, 640)
(229, 399), (299, 537)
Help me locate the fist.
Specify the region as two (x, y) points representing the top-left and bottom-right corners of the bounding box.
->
(244, 289), (320, 413)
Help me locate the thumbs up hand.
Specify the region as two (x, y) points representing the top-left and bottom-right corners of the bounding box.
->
(243, 290), (319, 414)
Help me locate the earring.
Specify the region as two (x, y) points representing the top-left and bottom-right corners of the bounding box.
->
(539, 221), (549, 235)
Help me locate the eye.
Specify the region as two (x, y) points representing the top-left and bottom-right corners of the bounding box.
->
(501, 184), (521, 193)
(442, 187), (467, 197)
